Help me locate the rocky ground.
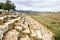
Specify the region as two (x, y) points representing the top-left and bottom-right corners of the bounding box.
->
(0, 12), (54, 40)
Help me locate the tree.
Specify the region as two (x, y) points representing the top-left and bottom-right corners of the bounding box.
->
(5, 0), (16, 11)
(0, 0), (16, 11)
(0, 2), (5, 9)
(10, 3), (16, 11)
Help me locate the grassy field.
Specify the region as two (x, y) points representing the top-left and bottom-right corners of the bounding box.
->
(27, 12), (60, 40)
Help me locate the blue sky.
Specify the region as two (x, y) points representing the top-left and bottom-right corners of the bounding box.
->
(0, 0), (60, 12)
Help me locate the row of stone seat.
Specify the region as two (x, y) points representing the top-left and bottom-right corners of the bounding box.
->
(2, 13), (54, 40)
(0, 13), (23, 40)
(0, 14), (20, 25)
(3, 14), (27, 40)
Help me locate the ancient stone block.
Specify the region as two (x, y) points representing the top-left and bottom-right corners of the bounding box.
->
(30, 30), (36, 37)
(35, 30), (43, 39)
(0, 20), (3, 25)
(15, 26), (22, 31)
(8, 23), (14, 31)
(0, 31), (3, 40)
(19, 35), (30, 40)
(3, 30), (19, 40)
(22, 28), (30, 34)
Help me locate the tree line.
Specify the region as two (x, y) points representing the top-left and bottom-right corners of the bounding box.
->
(0, 0), (16, 11)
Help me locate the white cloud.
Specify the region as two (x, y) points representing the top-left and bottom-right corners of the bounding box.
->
(0, 0), (60, 12)
(0, 0), (5, 2)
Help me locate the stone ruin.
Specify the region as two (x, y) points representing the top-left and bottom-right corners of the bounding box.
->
(0, 11), (54, 40)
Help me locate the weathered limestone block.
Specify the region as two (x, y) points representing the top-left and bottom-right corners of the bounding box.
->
(29, 24), (36, 30)
(12, 15), (18, 18)
(0, 14), (2, 17)
(2, 13), (6, 16)
(8, 23), (14, 31)
(0, 24), (8, 40)
(41, 29), (53, 40)
(21, 16), (25, 20)
(15, 26), (22, 31)
(20, 38), (30, 40)
(35, 30), (43, 39)
(2, 25), (8, 34)
(0, 20), (4, 25)
(3, 30), (19, 40)
(21, 24), (28, 29)
(0, 16), (7, 25)
(43, 34), (51, 40)
(22, 28), (30, 34)
(3, 17), (9, 23)
(0, 31), (3, 40)
(30, 30), (36, 37)
(0, 24), (8, 34)
(14, 22), (21, 26)
(34, 23), (40, 29)
(23, 21), (28, 26)
(19, 35), (30, 40)
(14, 20), (22, 26)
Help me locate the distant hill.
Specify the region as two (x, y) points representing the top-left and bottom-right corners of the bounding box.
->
(16, 10), (39, 13)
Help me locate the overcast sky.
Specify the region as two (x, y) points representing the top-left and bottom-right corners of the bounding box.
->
(0, 0), (60, 12)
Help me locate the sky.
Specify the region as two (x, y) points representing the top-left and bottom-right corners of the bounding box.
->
(0, 0), (60, 12)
